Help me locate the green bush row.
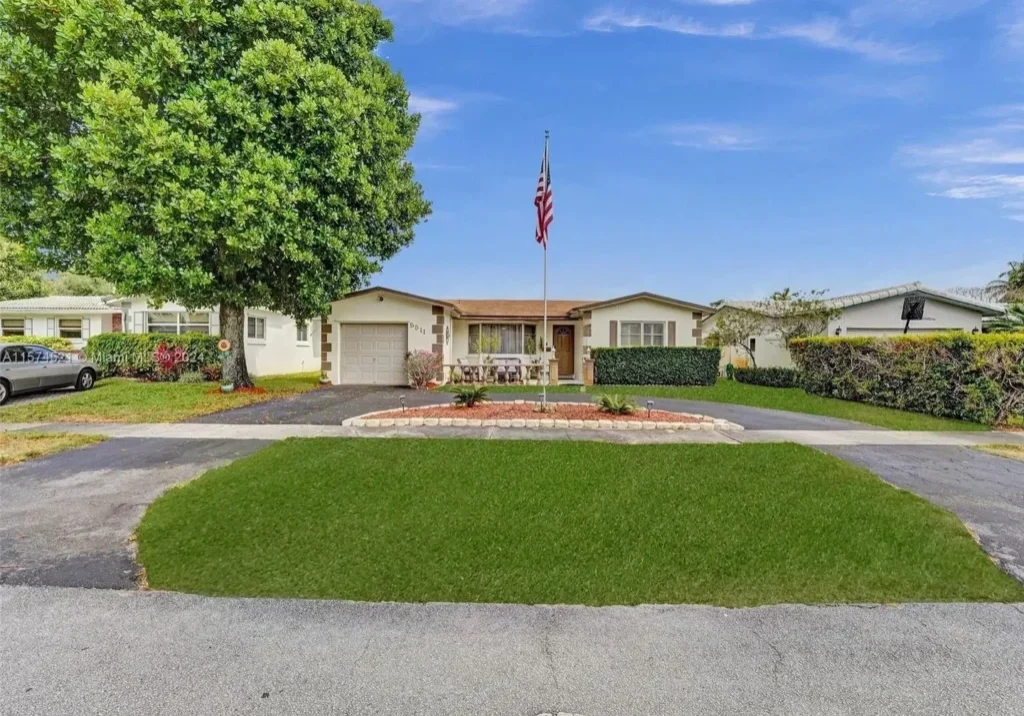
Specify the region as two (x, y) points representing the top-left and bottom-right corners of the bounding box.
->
(733, 366), (803, 388)
(84, 333), (221, 378)
(592, 347), (720, 386)
(0, 335), (75, 351)
(790, 334), (1024, 426)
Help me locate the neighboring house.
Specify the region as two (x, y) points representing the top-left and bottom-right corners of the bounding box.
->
(0, 296), (120, 349)
(704, 282), (1007, 370)
(0, 295), (320, 377)
(324, 287), (714, 385)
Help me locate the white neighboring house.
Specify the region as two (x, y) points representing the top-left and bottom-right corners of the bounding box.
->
(0, 295), (119, 350)
(703, 282), (1007, 370)
(0, 295), (320, 377)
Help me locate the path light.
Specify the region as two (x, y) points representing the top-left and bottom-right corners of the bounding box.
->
(647, 400), (654, 418)
(400, 395), (406, 413)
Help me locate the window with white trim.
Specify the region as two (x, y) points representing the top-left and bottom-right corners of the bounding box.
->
(146, 312), (210, 335)
(296, 322), (309, 343)
(247, 316), (266, 340)
(58, 318), (82, 339)
(1, 318), (25, 336)
(621, 322), (665, 347)
(468, 323), (537, 354)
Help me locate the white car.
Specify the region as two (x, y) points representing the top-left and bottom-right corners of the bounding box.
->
(0, 343), (98, 405)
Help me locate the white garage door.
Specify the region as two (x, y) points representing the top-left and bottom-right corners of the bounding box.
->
(339, 324), (408, 385)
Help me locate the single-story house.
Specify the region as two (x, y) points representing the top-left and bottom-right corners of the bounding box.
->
(0, 295), (320, 377)
(703, 282), (1007, 370)
(323, 287), (715, 385)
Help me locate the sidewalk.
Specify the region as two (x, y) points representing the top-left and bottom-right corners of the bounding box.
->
(3, 421), (1023, 446)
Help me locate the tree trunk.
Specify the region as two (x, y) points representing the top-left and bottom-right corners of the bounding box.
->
(220, 302), (253, 388)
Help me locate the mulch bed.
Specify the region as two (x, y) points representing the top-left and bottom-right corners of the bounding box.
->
(373, 402), (703, 423)
(205, 386), (268, 396)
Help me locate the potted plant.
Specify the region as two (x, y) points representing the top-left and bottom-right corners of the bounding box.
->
(319, 370), (331, 385)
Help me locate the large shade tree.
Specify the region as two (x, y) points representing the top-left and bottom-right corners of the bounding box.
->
(1, 0), (430, 385)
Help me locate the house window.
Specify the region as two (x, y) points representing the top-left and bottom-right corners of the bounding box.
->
(749, 338), (756, 353)
(1, 319), (25, 336)
(247, 316), (266, 340)
(620, 322), (664, 346)
(296, 322), (309, 343)
(59, 319), (82, 339)
(147, 312), (210, 335)
(468, 323), (537, 354)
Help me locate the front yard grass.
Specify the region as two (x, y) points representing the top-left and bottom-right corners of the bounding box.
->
(136, 439), (1024, 606)
(976, 444), (1024, 461)
(436, 381), (988, 432)
(0, 431), (106, 466)
(0, 373), (321, 424)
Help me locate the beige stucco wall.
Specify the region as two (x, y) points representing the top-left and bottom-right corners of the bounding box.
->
(328, 291), (452, 384)
(589, 299), (704, 348)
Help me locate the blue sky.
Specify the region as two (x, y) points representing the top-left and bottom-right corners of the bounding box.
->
(371, 0), (1022, 303)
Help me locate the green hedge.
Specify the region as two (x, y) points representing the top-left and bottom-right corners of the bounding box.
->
(790, 334), (1024, 426)
(84, 333), (221, 378)
(0, 335), (75, 351)
(734, 366), (803, 388)
(592, 347), (720, 386)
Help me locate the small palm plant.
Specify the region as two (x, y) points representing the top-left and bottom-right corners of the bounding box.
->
(988, 304), (1024, 333)
(594, 393), (638, 415)
(452, 385), (490, 408)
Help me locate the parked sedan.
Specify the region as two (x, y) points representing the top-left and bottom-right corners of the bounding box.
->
(0, 344), (98, 406)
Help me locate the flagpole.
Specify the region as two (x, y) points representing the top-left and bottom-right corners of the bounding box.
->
(542, 130), (549, 407)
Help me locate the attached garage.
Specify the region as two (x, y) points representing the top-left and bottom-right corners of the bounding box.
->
(339, 323), (408, 385)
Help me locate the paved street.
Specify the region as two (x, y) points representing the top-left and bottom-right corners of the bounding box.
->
(2, 587), (1023, 716)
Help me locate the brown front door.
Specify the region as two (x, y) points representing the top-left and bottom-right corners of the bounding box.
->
(554, 326), (575, 377)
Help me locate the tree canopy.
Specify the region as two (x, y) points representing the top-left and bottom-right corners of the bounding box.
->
(0, 237), (45, 300)
(1, 0), (430, 384)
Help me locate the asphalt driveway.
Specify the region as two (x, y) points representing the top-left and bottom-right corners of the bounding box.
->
(0, 438), (268, 589)
(190, 385), (873, 431)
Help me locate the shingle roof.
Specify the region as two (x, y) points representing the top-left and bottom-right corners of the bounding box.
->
(445, 299), (592, 320)
(0, 295), (119, 313)
(717, 282), (1005, 318)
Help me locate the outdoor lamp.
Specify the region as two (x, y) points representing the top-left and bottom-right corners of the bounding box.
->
(647, 400), (654, 417)
(400, 395), (406, 412)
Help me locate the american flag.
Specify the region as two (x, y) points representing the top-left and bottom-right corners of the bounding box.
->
(534, 135), (553, 248)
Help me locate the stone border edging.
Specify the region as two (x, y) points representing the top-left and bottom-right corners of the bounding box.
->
(341, 401), (744, 432)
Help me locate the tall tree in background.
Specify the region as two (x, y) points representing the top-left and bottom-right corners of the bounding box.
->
(985, 257), (1024, 303)
(0, 237), (44, 300)
(1, 0), (430, 386)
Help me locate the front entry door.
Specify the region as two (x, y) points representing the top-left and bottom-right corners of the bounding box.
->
(554, 326), (575, 377)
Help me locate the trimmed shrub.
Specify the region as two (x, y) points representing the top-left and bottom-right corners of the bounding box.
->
(405, 349), (441, 389)
(592, 347), (720, 386)
(790, 334), (1024, 426)
(734, 366), (803, 388)
(0, 335), (74, 351)
(84, 333), (221, 379)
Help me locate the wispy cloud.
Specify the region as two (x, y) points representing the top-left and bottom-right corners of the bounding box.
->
(767, 18), (935, 63)
(583, 9), (934, 63)
(850, 0), (995, 27)
(378, 0), (535, 26)
(409, 94), (460, 131)
(658, 123), (761, 151)
(583, 10), (754, 38)
(1000, 0), (1024, 55)
(902, 107), (1024, 218)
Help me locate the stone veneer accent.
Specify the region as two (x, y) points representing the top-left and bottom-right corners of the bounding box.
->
(431, 305), (444, 356)
(320, 321), (333, 372)
(691, 311), (703, 346)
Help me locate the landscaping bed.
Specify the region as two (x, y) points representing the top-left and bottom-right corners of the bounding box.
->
(370, 402), (704, 423)
(136, 439), (1024, 606)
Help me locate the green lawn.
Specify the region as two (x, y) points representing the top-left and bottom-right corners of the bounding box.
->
(136, 439), (1023, 606)
(0, 373), (321, 424)
(436, 381), (988, 432)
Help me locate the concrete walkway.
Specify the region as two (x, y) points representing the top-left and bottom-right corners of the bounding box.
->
(2, 586), (1023, 716)
(4, 420), (1024, 446)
